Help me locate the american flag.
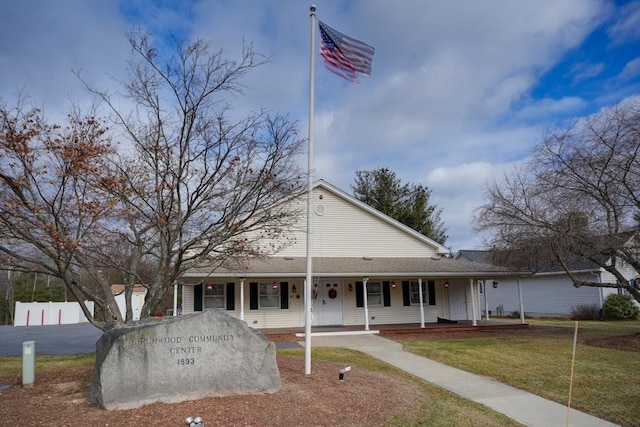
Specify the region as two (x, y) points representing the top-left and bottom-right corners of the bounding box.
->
(318, 20), (375, 83)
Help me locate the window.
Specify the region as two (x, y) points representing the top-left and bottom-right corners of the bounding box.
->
(204, 283), (225, 309)
(259, 283), (280, 309)
(410, 281), (427, 305)
(367, 281), (382, 306)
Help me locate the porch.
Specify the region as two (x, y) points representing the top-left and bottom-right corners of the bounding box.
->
(262, 319), (528, 339)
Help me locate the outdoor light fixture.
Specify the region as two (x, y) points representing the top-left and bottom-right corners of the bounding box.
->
(391, 281), (397, 288)
(492, 281), (499, 288)
(185, 416), (203, 427)
(272, 282), (279, 289)
(339, 366), (352, 381)
(444, 280), (450, 288)
(292, 285), (297, 293)
(348, 283), (353, 292)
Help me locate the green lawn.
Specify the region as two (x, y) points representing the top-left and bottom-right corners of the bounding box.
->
(1, 320), (636, 426)
(401, 319), (640, 427)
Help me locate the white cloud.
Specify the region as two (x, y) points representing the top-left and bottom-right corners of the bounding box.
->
(607, 0), (640, 45)
(2, 0), (636, 252)
(618, 57), (640, 81)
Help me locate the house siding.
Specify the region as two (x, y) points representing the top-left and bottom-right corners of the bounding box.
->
(184, 277), (450, 328)
(478, 272), (604, 317)
(275, 187), (440, 258)
(184, 279), (305, 329)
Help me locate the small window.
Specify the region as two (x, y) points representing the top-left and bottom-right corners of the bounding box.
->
(204, 283), (225, 309)
(409, 281), (427, 305)
(259, 283), (280, 309)
(367, 282), (382, 306)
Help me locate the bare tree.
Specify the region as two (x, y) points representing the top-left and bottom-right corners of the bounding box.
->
(474, 100), (640, 302)
(1, 30), (306, 331)
(0, 102), (125, 329)
(83, 30), (306, 324)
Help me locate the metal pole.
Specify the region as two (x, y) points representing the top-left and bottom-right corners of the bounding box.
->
(304, 4), (317, 376)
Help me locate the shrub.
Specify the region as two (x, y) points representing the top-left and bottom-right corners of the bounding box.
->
(571, 304), (601, 320)
(603, 294), (640, 320)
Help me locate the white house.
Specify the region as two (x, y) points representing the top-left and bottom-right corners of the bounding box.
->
(181, 181), (524, 329)
(455, 249), (639, 318)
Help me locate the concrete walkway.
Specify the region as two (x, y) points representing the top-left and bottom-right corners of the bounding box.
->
(306, 334), (618, 427)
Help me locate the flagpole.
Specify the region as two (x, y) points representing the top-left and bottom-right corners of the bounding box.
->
(304, 4), (317, 376)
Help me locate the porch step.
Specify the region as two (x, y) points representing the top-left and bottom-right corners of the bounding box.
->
(295, 329), (380, 337)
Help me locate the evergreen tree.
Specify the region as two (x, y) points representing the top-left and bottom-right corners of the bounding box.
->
(352, 168), (448, 244)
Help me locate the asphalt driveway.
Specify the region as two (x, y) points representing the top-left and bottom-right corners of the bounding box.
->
(0, 324), (102, 356)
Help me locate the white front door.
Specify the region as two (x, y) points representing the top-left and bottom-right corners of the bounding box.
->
(448, 281), (468, 320)
(312, 280), (344, 326)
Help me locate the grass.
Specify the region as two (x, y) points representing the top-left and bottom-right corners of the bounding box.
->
(1, 320), (636, 426)
(401, 319), (640, 427)
(0, 353), (95, 375)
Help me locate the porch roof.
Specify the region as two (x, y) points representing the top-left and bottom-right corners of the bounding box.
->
(182, 256), (526, 280)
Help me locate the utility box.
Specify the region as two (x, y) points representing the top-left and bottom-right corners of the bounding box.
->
(22, 341), (35, 387)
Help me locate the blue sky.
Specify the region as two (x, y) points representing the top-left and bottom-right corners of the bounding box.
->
(1, 0), (639, 251)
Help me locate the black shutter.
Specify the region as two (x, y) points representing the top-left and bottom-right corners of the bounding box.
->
(280, 282), (289, 309)
(226, 282), (235, 310)
(250, 282), (259, 310)
(428, 280), (436, 305)
(194, 283), (203, 312)
(383, 281), (391, 307)
(355, 281), (364, 308)
(402, 281), (411, 306)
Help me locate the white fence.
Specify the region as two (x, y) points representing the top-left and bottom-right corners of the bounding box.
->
(14, 301), (94, 326)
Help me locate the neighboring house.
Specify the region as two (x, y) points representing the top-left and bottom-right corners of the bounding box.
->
(181, 180), (522, 329)
(455, 250), (639, 317)
(112, 284), (147, 321)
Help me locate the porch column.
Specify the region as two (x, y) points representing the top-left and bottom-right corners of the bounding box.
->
(172, 282), (178, 317)
(363, 277), (370, 331)
(483, 280), (490, 320)
(418, 278), (425, 328)
(469, 278), (478, 326)
(517, 278), (525, 324)
(240, 278), (245, 321)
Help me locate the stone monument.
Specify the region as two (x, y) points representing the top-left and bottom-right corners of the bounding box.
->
(87, 309), (281, 410)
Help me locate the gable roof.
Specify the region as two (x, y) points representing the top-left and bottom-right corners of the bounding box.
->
(314, 180), (450, 255)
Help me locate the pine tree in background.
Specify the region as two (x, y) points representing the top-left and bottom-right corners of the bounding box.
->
(351, 167), (448, 244)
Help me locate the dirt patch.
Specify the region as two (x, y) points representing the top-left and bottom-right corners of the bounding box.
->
(585, 332), (640, 352)
(0, 356), (423, 426)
